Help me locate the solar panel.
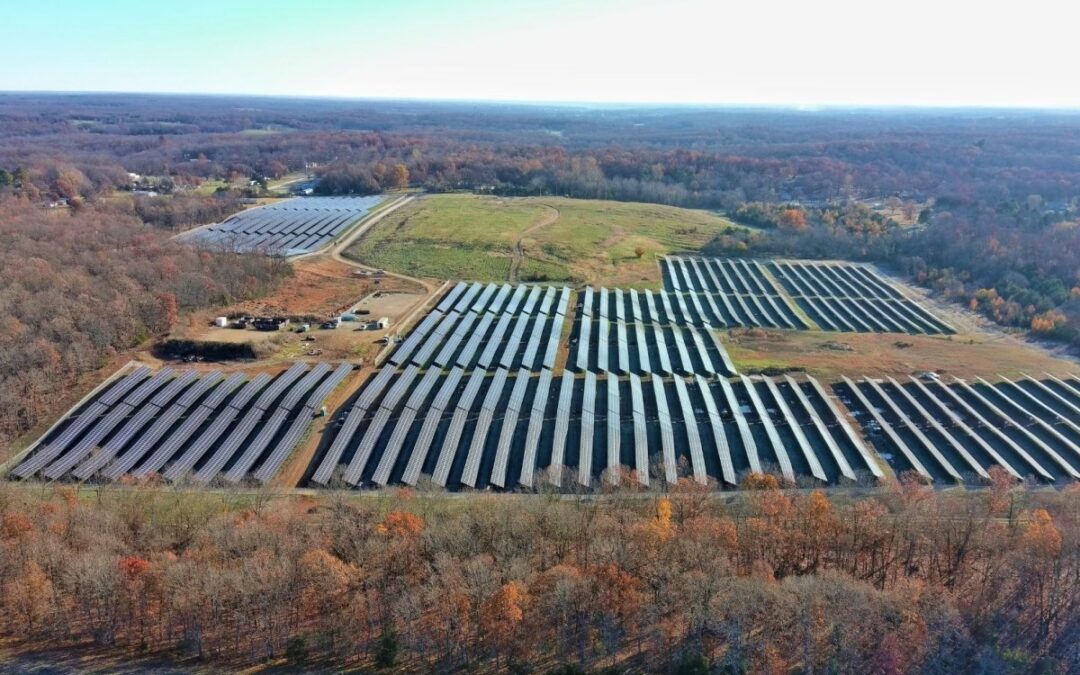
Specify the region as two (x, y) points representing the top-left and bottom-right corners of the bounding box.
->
(548, 371), (576, 486)
(498, 315), (531, 369)
(253, 363), (309, 411)
(452, 282), (483, 313)
(651, 376), (678, 484)
(629, 289), (643, 322)
(220, 364), (331, 483)
(521, 285), (543, 315)
(555, 287), (571, 316)
(598, 287), (609, 319)
(575, 315), (592, 372)
(643, 289), (659, 324)
(616, 320), (629, 373)
(629, 373), (648, 486)
(518, 368), (553, 488)
(933, 378), (1060, 480)
(434, 312), (476, 367)
(739, 375), (794, 482)
(340, 366), (420, 484)
(605, 377), (621, 483)
(504, 285), (528, 315)
(489, 369), (532, 487)
(780, 376), (855, 482)
(162, 373), (271, 482)
(254, 363), (354, 483)
(471, 283), (499, 314)
(461, 369), (510, 486)
(582, 286), (594, 317)
(37, 369), (176, 480)
(634, 323), (651, 373)
(864, 378), (962, 481)
(687, 327), (715, 374)
(411, 311), (461, 368)
(390, 311), (444, 365)
(477, 314), (514, 369)
(674, 291), (695, 326)
(762, 377), (827, 482)
(664, 257), (682, 291)
(125, 372), (239, 478)
(370, 367), (442, 485)
(614, 289), (625, 322)
(401, 367), (466, 486)
(670, 327), (694, 375)
(75, 370), (200, 477)
(597, 316), (610, 372)
(521, 316), (546, 370)
(90, 371), (219, 479)
(658, 291), (676, 325)
(694, 375), (735, 485)
(975, 378), (1080, 458)
(538, 286), (557, 315)
(905, 376), (1019, 480)
(673, 377), (706, 483)
(840, 376), (931, 480)
(577, 372), (597, 486)
(341, 407), (392, 485)
(457, 311), (495, 369)
(436, 282), (467, 313)
(886, 377), (988, 478)
(542, 313), (565, 370)
(718, 377), (760, 474)
(431, 369), (488, 486)
(653, 325), (673, 374)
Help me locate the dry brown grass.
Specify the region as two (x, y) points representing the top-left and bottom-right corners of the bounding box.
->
(722, 328), (1080, 380)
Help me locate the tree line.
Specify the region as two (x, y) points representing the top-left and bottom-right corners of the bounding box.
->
(0, 477), (1075, 672)
(0, 198), (291, 451)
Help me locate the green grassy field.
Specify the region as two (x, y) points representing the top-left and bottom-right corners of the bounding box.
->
(343, 193), (739, 284)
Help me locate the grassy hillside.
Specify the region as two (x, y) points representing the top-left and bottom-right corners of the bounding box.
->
(344, 193), (740, 285)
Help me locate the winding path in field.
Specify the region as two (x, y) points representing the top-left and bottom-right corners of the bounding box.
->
(508, 204), (561, 283)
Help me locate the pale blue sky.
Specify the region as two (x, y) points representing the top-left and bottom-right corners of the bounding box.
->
(1, 0), (1075, 107)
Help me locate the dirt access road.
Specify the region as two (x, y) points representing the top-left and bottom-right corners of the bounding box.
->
(508, 203), (560, 282)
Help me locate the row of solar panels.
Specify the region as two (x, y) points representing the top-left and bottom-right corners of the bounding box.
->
(570, 314), (736, 376)
(578, 284), (804, 330)
(770, 261), (954, 334)
(185, 196), (383, 256)
(663, 256), (786, 297)
(839, 374), (1080, 484)
(311, 367), (887, 489)
(10, 362), (353, 485)
(388, 282), (572, 372)
(652, 264), (807, 329)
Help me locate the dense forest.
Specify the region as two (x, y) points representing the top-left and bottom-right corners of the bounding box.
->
(0, 198), (290, 450)
(0, 480), (1075, 672)
(1, 94), (1078, 347)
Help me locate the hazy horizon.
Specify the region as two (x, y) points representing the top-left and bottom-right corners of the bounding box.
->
(2, 0), (1075, 108)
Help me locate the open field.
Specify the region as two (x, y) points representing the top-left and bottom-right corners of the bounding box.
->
(344, 194), (740, 285)
(722, 328), (1080, 380)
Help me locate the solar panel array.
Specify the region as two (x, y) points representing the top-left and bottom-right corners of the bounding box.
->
(769, 260), (954, 334)
(183, 196), (384, 256)
(313, 309), (902, 489)
(661, 256), (807, 329)
(838, 374), (1080, 484)
(10, 362), (353, 485)
(313, 282), (574, 487)
(569, 286), (736, 376)
(387, 282), (571, 372)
